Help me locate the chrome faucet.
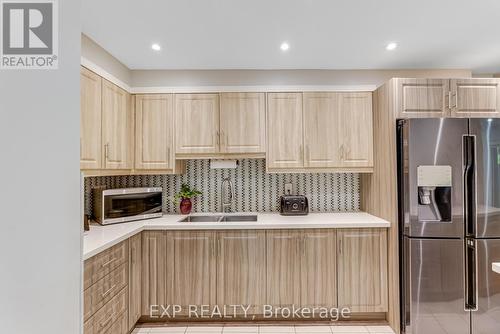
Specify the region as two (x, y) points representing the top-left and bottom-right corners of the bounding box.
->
(221, 177), (235, 213)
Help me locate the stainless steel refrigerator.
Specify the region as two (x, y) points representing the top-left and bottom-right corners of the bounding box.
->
(398, 118), (500, 334)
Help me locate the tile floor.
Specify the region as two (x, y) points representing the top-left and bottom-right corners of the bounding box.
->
(132, 325), (395, 334)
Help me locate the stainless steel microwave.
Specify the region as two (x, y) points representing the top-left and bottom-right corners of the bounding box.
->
(92, 187), (163, 225)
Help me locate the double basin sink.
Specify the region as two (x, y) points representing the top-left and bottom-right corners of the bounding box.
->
(179, 214), (258, 223)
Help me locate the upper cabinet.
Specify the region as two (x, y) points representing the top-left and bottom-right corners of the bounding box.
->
(267, 93), (304, 169)
(303, 93), (341, 168)
(175, 93), (266, 157)
(135, 94), (175, 170)
(396, 78), (450, 118)
(80, 67), (102, 169)
(101, 79), (133, 169)
(396, 78), (500, 119)
(220, 93), (266, 154)
(80, 67), (133, 171)
(338, 93), (373, 168)
(268, 92), (373, 172)
(450, 79), (500, 118)
(175, 94), (220, 155)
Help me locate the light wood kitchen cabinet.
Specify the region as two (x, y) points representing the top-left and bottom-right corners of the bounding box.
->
(101, 79), (133, 169)
(220, 93), (266, 154)
(141, 231), (167, 317)
(135, 94), (175, 170)
(450, 79), (500, 117)
(303, 93), (341, 168)
(300, 230), (337, 308)
(80, 67), (102, 169)
(166, 231), (217, 315)
(128, 233), (142, 329)
(266, 230), (302, 308)
(175, 94), (220, 155)
(266, 93), (304, 169)
(337, 228), (388, 312)
(216, 230), (266, 315)
(396, 78), (450, 118)
(338, 93), (373, 168)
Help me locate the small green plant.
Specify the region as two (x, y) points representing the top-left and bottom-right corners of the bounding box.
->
(172, 183), (202, 204)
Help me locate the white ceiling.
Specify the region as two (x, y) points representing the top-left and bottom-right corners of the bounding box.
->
(82, 0), (500, 72)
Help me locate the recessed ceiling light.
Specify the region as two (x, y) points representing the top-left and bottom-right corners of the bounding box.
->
(151, 43), (161, 51)
(280, 42), (290, 51)
(386, 42), (398, 51)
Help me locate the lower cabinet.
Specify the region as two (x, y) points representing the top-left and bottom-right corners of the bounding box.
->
(217, 230), (267, 315)
(129, 233), (142, 328)
(337, 228), (388, 312)
(141, 231), (167, 317)
(265, 230), (302, 308)
(83, 240), (130, 334)
(166, 231), (217, 316)
(265, 230), (337, 309)
(135, 227), (388, 323)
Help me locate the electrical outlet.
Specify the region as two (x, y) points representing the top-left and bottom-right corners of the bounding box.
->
(284, 183), (293, 195)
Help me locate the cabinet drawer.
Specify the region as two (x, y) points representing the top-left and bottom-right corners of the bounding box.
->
(84, 241), (128, 290)
(84, 263), (128, 321)
(84, 288), (128, 334)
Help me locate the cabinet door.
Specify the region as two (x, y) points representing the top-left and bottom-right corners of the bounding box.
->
(220, 93), (266, 154)
(267, 93), (304, 169)
(167, 231), (216, 315)
(102, 79), (133, 169)
(300, 229), (337, 308)
(216, 230), (266, 315)
(338, 92), (373, 168)
(141, 231), (167, 317)
(337, 229), (388, 312)
(129, 233), (142, 329)
(303, 93), (341, 168)
(397, 78), (450, 118)
(451, 79), (500, 118)
(135, 94), (174, 170)
(266, 230), (301, 308)
(80, 67), (102, 169)
(175, 94), (219, 154)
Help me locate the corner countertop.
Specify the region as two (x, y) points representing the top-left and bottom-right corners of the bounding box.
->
(493, 263), (500, 274)
(83, 212), (390, 260)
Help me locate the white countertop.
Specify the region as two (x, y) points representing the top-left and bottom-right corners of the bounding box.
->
(83, 212), (390, 260)
(493, 263), (500, 274)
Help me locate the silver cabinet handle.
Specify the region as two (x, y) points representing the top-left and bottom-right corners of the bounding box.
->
(99, 317), (113, 328)
(104, 143), (110, 160)
(447, 92), (452, 110)
(101, 284), (116, 298)
(101, 258), (116, 268)
(339, 145), (345, 161)
(453, 92), (458, 109)
(215, 131), (220, 146)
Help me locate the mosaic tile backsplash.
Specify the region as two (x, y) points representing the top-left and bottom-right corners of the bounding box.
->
(84, 159), (360, 215)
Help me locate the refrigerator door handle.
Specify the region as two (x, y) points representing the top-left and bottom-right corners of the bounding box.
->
(463, 135), (476, 237)
(464, 238), (478, 311)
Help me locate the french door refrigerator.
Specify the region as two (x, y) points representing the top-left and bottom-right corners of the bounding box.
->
(398, 118), (500, 334)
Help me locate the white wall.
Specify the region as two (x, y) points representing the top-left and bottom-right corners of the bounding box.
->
(81, 34), (132, 88)
(131, 69), (472, 89)
(0, 2), (81, 334)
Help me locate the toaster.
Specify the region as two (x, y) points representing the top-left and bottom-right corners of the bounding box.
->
(280, 195), (309, 216)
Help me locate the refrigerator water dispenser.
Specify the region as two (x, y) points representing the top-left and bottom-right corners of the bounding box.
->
(417, 166), (452, 222)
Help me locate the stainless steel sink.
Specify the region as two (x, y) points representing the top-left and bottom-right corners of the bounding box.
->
(221, 215), (258, 222)
(178, 215), (258, 223)
(178, 215), (223, 223)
